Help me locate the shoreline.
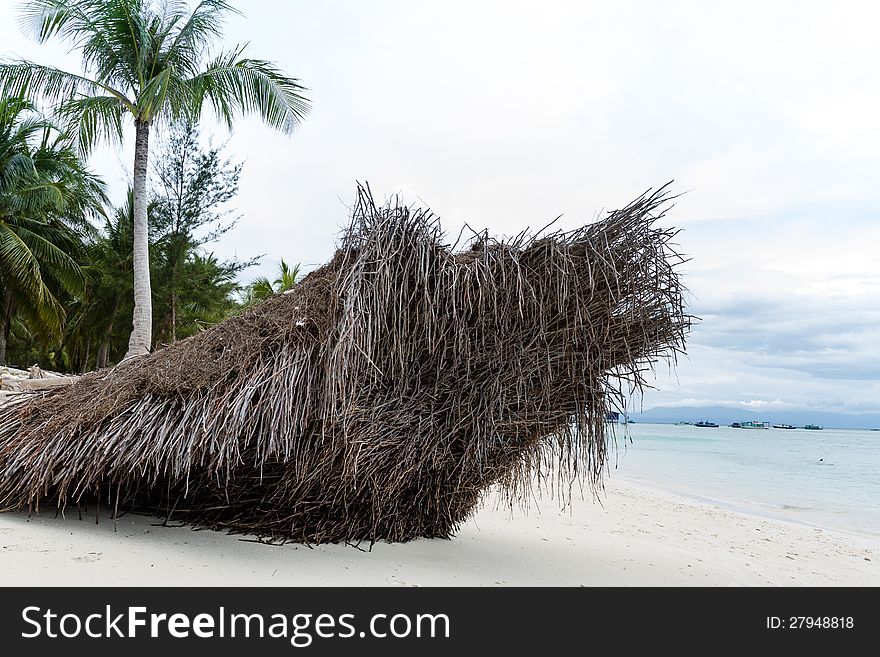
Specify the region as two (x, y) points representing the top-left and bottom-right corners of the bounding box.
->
(614, 472), (880, 545)
(0, 477), (876, 586)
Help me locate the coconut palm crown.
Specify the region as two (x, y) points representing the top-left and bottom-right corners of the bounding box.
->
(0, 0), (310, 358)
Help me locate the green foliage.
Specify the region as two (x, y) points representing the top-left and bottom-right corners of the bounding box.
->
(0, 95), (106, 365)
(245, 259), (300, 305)
(169, 252), (242, 338)
(150, 120), (253, 344)
(9, 193), (254, 370)
(1, 0), (310, 369)
(5, 120), (261, 371)
(1, 0), (310, 358)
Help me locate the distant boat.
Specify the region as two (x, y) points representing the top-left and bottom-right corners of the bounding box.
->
(605, 412), (632, 424)
(694, 420), (719, 428)
(772, 423), (796, 429)
(674, 421), (692, 426)
(803, 424), (823, 430)
(730, 422), (741, 428)
(738, 421), (770, 429)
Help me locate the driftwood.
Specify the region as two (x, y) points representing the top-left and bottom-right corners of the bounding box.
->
(0, 376), (80, 392)
(0, 365), (77, 392)
(0, 184), (690, 543)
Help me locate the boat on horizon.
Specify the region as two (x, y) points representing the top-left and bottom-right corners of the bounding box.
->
(694, 420), (719, 428)
(804, 424), (823, 430)
(772, 423), (796, 429)
(736, 420), (770, 429)
(674, 421), (692, 426)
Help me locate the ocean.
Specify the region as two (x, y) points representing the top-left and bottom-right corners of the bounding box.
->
(608, 422), (880, 538)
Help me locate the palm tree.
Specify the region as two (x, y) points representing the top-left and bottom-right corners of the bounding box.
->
(0, 96), (107, 365)
(247, 258), (300, 303)
(170, 251), (241, 337)
(0, 0), (310, 359)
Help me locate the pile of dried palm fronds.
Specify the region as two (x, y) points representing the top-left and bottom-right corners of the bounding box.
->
(0, 184), (690, 543)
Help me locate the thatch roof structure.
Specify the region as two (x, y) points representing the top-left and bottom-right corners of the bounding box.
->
(0, 185), (689, 543)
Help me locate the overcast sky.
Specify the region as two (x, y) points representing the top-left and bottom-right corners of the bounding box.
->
(2, 0), (878, 415)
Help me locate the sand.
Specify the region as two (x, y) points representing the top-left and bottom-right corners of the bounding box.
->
(0, 478), (876, 586)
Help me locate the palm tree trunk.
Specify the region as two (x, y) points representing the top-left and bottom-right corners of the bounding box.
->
(171, 289), (177, 343)
(97, 297), (118, 370)
(96, 341), (110, 369)
(124, 119), (153, 359)
(0, 289), (12, 366)
(83, 335), (91, 372)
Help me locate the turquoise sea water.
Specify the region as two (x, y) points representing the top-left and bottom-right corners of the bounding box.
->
(609, 423), (880, 537)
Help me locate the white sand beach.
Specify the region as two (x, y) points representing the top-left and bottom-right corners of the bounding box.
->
(0, 478), (875, 587)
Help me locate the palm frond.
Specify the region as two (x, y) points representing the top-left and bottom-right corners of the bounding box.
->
(0, 60), (132, 113)
(1, 154), (37, 189)
(20, 0), (147, 93)
(9, 283), (64, 339)
(165, 0), (240, 77)
(275, 259), (300, 292)
(249, 276), (275, 301)
(56, 94), (126, 153)
(189, 49), (310, 134)
(0, 222), (43, 300)
(12, 222), (86, 296)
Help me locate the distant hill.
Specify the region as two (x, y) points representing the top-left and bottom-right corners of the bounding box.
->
(627, 406), (880, 430)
